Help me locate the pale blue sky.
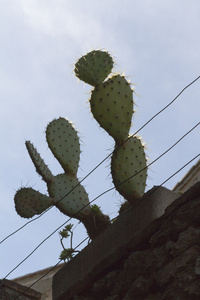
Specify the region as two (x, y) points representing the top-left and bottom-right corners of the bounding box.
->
(1, 0), (200, 279)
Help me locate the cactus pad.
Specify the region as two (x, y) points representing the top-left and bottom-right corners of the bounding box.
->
(90, 74), (134, 144)
(46, 118), (80, 175)
(47, 173), (90, 217)
(14, 188), (53, 218)
(111, 135), (147, 203)
(74, 50), (114, 86)
(26, 141), (53, 183)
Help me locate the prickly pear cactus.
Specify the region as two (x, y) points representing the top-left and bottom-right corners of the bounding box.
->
(90, 74), (134, 144)
(14, 117), (110, 239)
(25, 141), (53, 182)
(74, 50), (148, 203)
(46, 118), (80, 174)
(15, 188), (53, 218)
(74, 50), (114, 86)
(111, 135), (147, 203)
(48, 173), (89, 216)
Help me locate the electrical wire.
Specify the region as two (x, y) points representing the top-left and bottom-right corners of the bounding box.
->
(1, 75), (199, 245)
(2, 121), (199, 280)
(11, 152), (200, 300)
(0, 209), (54, 244)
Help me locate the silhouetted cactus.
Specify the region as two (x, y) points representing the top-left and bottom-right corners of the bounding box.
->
(74, 50), (147, 203)
(15, 117), (110, 239)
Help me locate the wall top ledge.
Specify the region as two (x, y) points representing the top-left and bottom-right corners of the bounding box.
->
(53, 183), (200, 300)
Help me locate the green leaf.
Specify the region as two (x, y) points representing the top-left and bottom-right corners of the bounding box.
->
(59, 248), (75, 262)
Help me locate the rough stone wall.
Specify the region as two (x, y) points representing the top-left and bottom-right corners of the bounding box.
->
(72, 196), (200, 300)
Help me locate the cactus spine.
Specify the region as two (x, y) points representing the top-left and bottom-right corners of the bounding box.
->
(14, 117), (109, 239)
(74, 50), (147, 203)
